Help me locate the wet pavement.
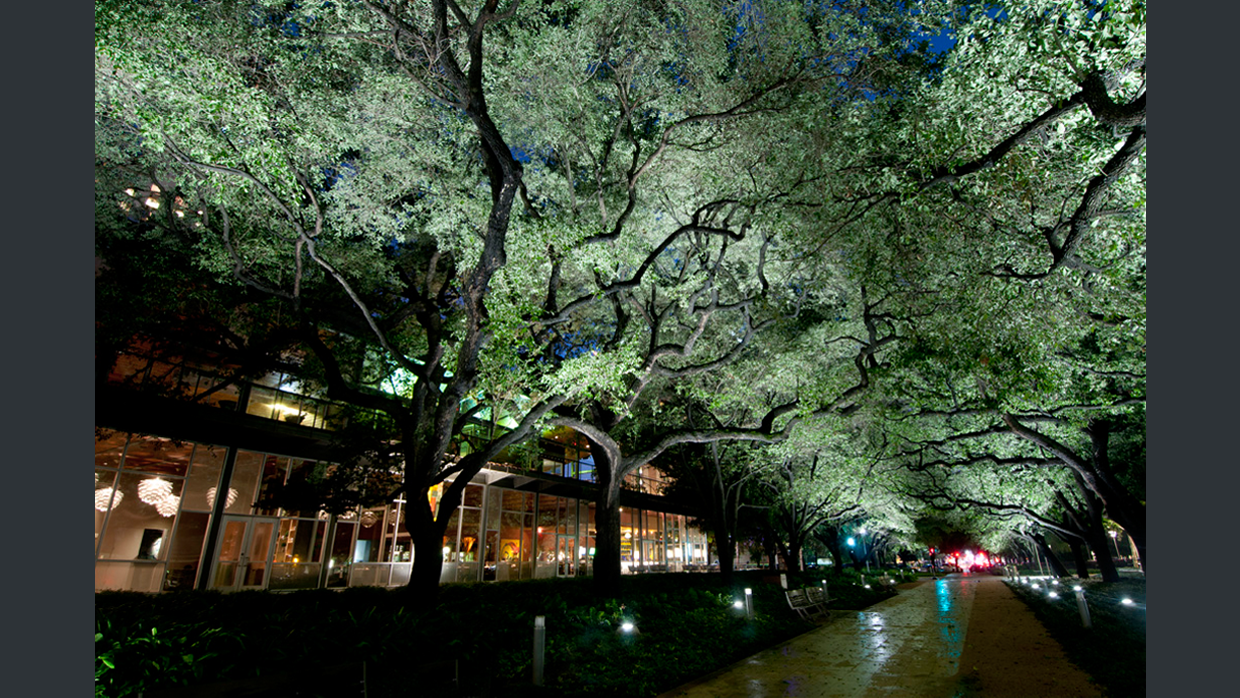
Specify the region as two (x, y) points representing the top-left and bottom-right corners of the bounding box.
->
(658, 575), (1000, 698)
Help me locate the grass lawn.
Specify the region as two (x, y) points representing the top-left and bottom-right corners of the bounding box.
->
(1005, 572), (1146, 698)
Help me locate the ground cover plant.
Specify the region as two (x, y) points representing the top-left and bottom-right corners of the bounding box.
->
(1005, 575), (1146, 698)
(95, 572), (898, 697)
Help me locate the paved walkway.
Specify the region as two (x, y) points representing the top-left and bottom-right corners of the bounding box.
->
(658, 574), (1100, 698)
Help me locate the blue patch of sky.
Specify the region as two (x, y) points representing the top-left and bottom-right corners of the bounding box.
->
(911, 2), (1008, 56)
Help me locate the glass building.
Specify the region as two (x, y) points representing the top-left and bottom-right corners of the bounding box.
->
(95, 350), (714, 593)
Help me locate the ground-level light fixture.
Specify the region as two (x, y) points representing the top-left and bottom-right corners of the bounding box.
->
(620, 621), (635, 633)
(1048, 591), (1059, 599)
(1121, 598), (1134, 606)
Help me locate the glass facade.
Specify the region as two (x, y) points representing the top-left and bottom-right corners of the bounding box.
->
(106, 350), (343, 430)
(95, 429), (222, 592)
(95, 427), (709, 593)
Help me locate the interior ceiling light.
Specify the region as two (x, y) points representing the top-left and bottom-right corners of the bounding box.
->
(206, 486), (238, 509)
(95, 487), (122, 512)
(154, 495), (179, 517)
(138, 478), (173, 506)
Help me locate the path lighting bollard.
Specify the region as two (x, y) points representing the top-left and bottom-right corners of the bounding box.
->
(744, 587), (754, 619)
(532, 615), (546, 686)
(1074, 588), (1092, 629)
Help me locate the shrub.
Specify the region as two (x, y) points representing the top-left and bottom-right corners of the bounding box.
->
(96, 573), (880, 697)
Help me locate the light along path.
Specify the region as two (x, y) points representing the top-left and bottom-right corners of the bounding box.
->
(659, 574), (1100, 698)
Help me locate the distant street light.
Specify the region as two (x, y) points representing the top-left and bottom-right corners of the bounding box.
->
(1108, 530), (1122, 562)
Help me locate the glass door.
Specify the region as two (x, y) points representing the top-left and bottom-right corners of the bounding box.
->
(211, 516), (279, 591)
(557, 535), (576, 577)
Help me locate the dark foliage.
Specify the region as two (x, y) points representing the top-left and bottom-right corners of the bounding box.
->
(96, 572), (898, 697)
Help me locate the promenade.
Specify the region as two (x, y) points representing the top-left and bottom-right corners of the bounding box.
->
(659, 574), (1101, 698)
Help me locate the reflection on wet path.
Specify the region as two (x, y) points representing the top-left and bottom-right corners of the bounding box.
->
(935, 577), (973, 669)
(660, 575), (979, 698)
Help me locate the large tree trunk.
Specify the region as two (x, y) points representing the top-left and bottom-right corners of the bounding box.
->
(592, 465), (624, 598)
(761, 524), (780, 570)
(406, 491), (450, 602)
(786, 540), (804, 573)
(1102, 499), (1145, 571)
(1084, 511), (1120, 582)
(1086, 420), (1146, 571)
(1066, 536), (1091, 579)
(713, 524), (736, 585)
(1127, 531), (1143, 572)
(1072, 473), (1121, 582)
(813, 525), (845, 575)
(1031, 533), (1071, 578)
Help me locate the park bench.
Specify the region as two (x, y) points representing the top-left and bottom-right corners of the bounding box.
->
(806, 584), (831, 618)
(786, 585), (830, 622)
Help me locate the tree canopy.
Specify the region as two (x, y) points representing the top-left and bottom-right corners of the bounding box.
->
(95, 0), (1146, 594)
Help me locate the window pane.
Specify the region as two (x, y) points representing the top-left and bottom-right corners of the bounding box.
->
(162, 512), (210, 590)
(442, 509), (461, 559)
(95, 469), (119, 555)
(95, 429), (127, 470)
(106, 353), (151, 386)
(256, 455), (290, 516)
(385, 502), (410, 562)
(282, 460), (325, 518)
(183, 444), (226, 512)
(354, 509), (385, 563)
(485, 487), (501, 530)
(121, 434), (192, 477)
(246, 386), (279, 419)
(501, 489), (524, 511)
(96, 561), (165, 592)
(197, 375), (241, 410)
(460, 508), (482, 563)
(270, 562), (322, 591)
(97, 473), (184, 560)
(226, 451), (264, 514)
(560, 499), (577, 537)
(537, 494), (557, 532)
(274, 518), (327, 564)
(326, 522), (355, 588)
